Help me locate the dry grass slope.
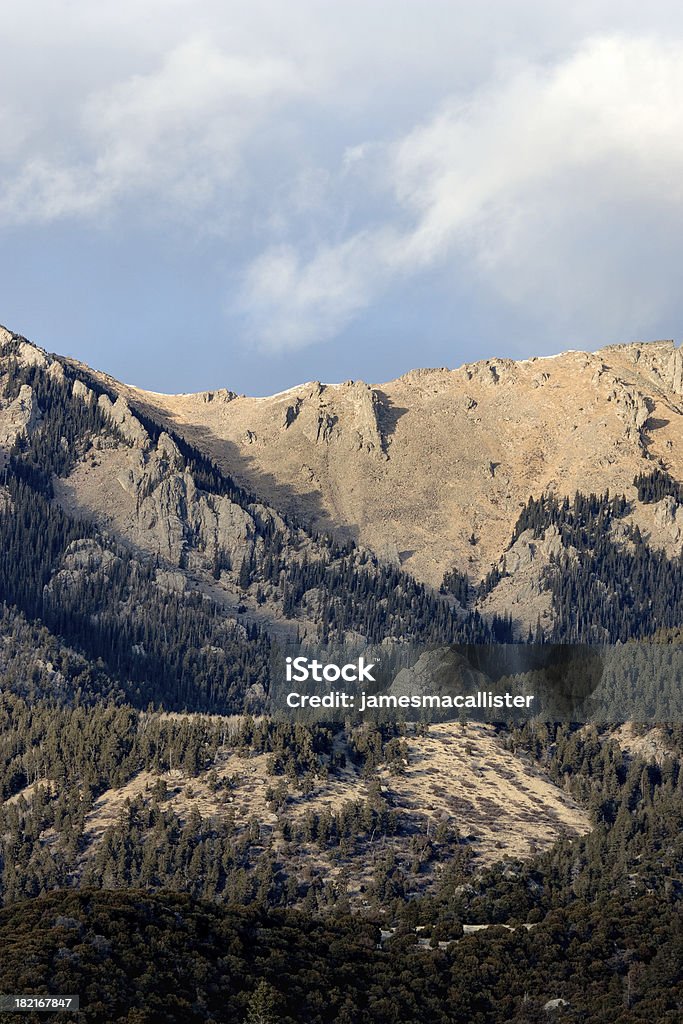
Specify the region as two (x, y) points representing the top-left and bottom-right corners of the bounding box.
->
(75, 722), (588, 901)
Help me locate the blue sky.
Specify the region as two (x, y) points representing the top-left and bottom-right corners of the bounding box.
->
(3, 1), (683, 395)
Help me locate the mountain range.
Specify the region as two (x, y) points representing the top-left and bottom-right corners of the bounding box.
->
(2, 325), (683, 1022)
(7, 327), (683, 636)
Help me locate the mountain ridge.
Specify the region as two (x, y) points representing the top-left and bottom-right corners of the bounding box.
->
(61, 333), (683, 591)
(6, 323), (683, 645)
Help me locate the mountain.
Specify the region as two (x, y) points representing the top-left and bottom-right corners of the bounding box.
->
(100, 339), (683, 587)
(1, 324), (513, 715)
(57, 333), (683, 640)
(2, 323), (683, 1023)
(4, 322), (683, 659)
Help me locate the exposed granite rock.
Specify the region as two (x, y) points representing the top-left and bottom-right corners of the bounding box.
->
(197, 388), (237, 404)
(72, 379), (95, 403)
(287, 380), (386, 455)
(653, 495), (683, 548)
(0, 384), (40, 446)
(505, 526), (563, 576)
(463, 358), (517, 386)
(605, 378), (653, 443)
(107, 433), (259, 572)
(154, 569), (189, 594)
(97, 394), (149, 448)
(670, 346), (683, 396)
(342, 381), (385, 454)
(46, 539), (121, 597)
(16, 341), (48, 368)
(61, 538), (120, 573)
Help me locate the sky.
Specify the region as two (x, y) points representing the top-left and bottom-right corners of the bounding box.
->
(3, 2), (683, 395)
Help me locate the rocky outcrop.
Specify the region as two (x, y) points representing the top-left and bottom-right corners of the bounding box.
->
(156, 432), (183, 469)
(107, 431), (259, 571)
(314, 410), (336, 444)
(504, 526), (563, 576)
(605, 378), (653, 444)
(97, 395), (149, 448)
(305, 382), (384, 454)
(0, 384), (40, 446)
(646, 495), (683, 553)
(477, 526), (564, 638)
(46, 539), (121, 596)
(670, 346), (683, 396)
(61, 538), (120, 573)
(16, 340), (48, 369)
(342, 381), (385, 454)
(197, 388), (237, 404)
(154, 569), (188, 594)
(72, 379), (94, 403)
(274, 380), (386, 456)
(463, 358), (518, 386)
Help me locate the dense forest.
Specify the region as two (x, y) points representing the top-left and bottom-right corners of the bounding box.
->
(536, 485), (683, 641)
(445, 481), (683, 643)
(0, 703), (682, 1023)
(0, 885), (681, 1023)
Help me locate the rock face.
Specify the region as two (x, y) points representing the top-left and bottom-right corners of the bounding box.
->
(16, 340), (48, 369)
(670, 347), (683, 395)
(56, 424), (262, 575)
(98, 339), (683, 590)
(654, 495), (683, 540)
(97, 394), (150, 448)
(62, 381), (263, 575)
(389, 648), (489, 702)
(0, 384), (40, 447)
(275, 380), (385, 454)
(477, 526), (564, 637)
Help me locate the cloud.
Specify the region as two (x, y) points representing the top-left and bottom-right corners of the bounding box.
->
(0, 36), (304, 225)
(240, 233), (401, 350)
(5, 5), (683, 367)
(241, 34), (683, 350)
(1, 1), (633, 230)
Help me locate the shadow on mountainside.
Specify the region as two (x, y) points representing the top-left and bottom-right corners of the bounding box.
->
(125, 394), (373, 545)
(372, 388), (409, 455)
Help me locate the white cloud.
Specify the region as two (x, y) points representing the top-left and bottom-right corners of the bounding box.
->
(241, 34), (683, 350)
(5, 4), (683, 360)
(240, 233), (401, 350)
(0, 36), (304, 225)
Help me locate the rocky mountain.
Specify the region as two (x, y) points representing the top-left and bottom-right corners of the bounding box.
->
(55, 335), (683, 639)
(5, 325), (683, 652)
(97, 340), (682, 583)
(6, 323), (683, 650)
(2, 324), (683, 1024)
(1, 325), (515, 718)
